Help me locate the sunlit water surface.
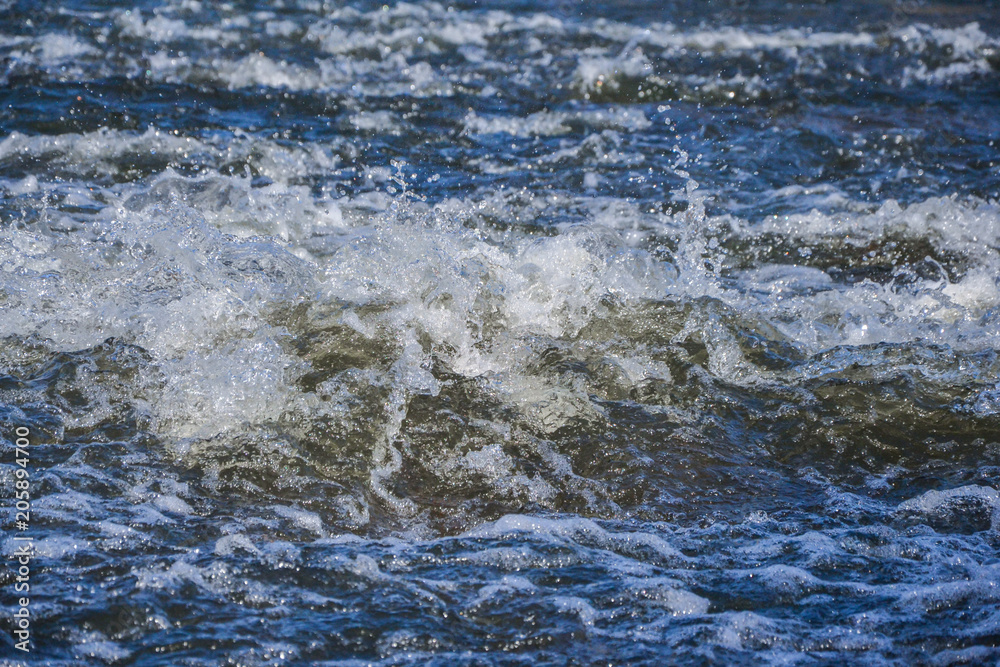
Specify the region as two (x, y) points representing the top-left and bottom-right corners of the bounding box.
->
(1, 0), (999, 664)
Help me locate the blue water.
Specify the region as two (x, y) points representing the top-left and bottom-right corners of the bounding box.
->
(1, 0), (999, 664)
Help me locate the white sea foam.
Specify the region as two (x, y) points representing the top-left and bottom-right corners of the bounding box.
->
(272, 504), (326, 536)
(2, 0), (991, 98)
(898, 22), (997, 85)
(0, 128), (341, 185)
(2, 2), (997, 663)
(214, 533), (262, 556)
(464, 107), (651, 137)
(70, 631), (132, 664)
(1, 153), (997, 498)
(640, 24), (878, 54)
(897, 485), (1000, 533)
(468, 574), (538, 609)
(464, 514), (684, 563)
(725, 198), (1000, 355)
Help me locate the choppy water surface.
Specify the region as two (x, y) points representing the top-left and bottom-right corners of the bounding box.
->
(1, 0), (999, 664)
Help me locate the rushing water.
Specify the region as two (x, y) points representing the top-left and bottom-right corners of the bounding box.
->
(1, 0), (999, 664)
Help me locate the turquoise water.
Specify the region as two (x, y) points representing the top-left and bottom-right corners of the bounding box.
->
(1, 0), (999, 664)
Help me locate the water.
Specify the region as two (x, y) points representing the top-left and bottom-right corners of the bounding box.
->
(1, 0), (999, 664)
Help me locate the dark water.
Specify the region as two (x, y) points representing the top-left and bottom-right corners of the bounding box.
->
(1, 0), (1000, 664)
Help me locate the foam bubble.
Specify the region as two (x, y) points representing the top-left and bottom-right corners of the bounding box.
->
(896, 485), (1000, 532)
(272, 505), (326, 536)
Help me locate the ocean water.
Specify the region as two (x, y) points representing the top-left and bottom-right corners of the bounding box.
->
(0, 0), (999, 664)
